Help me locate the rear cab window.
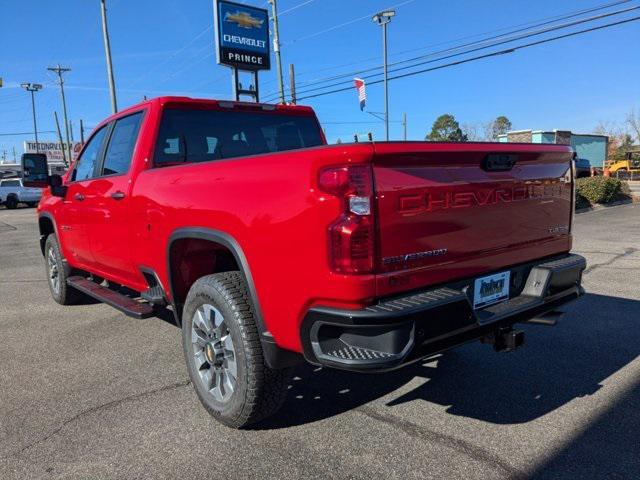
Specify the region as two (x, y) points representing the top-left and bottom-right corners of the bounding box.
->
(153, 108), (323, 166)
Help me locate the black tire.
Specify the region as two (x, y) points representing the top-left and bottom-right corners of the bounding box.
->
(26, 202), (37, 208)
(44, 235), (84, 305)
(5, 196), (18, 209)
(182, 271), (291, 428)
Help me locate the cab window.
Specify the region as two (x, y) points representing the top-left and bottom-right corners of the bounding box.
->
(102, 112), (144, 176)
(1, 180), (20, 187)
(73, 126), (109, 181)
(154, 108), (323, 166)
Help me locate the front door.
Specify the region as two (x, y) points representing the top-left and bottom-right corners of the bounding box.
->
(56, 125), (110, 267)
(85, 111), (144, 283)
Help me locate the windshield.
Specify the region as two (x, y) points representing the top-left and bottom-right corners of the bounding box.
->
(154, 108), (324, 165)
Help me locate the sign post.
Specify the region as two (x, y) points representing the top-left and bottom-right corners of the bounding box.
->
(214, 0), (271, 102)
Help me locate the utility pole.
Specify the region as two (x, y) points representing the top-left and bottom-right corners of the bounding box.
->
(403, 112), (407, 140)
(48, 65), (73, 166)
(80, 119), (85, 144)
(268, 0), (285, 104)
(20, 83), (43, 152)
(100, 0), (118, 113)
(288, 64), (296, 104)
(372, 10), (395, 141)
(54, 111), (68, 167)
(12, 146), (17, 162)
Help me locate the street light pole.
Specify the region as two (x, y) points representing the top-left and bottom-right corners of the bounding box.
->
(20, 83), (43, 153)
(100, 0), (118, 113)
(373, 10), (395, 141)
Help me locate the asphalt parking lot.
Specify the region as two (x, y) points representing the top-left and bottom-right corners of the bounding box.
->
(1, 204), (639, 479)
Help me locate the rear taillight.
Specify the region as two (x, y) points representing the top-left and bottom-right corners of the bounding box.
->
(319, 165), (374, 274)
(570, 154), (576, 233)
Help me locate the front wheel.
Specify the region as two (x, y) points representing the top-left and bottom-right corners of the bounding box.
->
(44, 235), (83, 305)
(5, 196), (18, 209)
(182, 272), (291, 428)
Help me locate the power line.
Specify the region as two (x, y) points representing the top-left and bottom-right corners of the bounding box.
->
(283, 0), (417, 45)
(296, 15), (640, 102)
(278, 0), (317, 17)
(262, 0), (631, 89)
(265, 4), (639, 101)
(128, 25), (213, 88)
(0, 131), (57, 137)
(264, 2), (637, 101)
(300, 0), (633, 89)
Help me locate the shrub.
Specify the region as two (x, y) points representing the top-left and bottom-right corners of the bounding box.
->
(575, 191), (590, 210)
(576, 176), (622, 204)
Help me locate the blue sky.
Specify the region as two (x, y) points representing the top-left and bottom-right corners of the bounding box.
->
(1, 0), (639, 157)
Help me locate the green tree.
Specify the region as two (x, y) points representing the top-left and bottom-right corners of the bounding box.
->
(612, 134), (635, 161)
(490, 116), (512, 140)
(426, 114), (468, 142)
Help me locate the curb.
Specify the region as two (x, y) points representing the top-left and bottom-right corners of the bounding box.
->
(576, 198), (637, 214)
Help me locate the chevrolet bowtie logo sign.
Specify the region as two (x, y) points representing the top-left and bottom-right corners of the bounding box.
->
(224, 11), (264, 29)
(214, 0), (271, 71)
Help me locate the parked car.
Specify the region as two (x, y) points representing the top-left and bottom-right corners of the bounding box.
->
(575, 158), (592, 178)
(0, 178), (42, 208)
(30, 97), (586, 428)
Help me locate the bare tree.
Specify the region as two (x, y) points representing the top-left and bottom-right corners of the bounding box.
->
(461, 123), (482, 141)
(626, 108), (640, 144)
(593, 120), (633, 161)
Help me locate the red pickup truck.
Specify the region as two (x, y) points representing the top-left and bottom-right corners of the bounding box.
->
(28, 97), (585, 428)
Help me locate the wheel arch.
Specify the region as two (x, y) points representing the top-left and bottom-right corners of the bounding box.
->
(166, 228), (266, 335)
(38, 212), (57, 255)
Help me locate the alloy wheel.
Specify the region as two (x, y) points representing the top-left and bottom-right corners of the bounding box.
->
(191, 303), (237, 403)
(47, 247), (60, 295)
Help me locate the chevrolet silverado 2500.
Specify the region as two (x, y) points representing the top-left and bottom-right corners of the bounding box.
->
(29, 97), (585, 428)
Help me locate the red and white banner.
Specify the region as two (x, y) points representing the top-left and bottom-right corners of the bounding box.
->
(354, 78), (366, 111)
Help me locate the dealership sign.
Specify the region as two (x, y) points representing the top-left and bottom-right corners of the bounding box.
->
(214, 0), (270, 71)
(23, 141), (82, 164)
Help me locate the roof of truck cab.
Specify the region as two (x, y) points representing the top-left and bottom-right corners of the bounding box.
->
(88, 96), (320, 144)
(112, 96), (315, 117)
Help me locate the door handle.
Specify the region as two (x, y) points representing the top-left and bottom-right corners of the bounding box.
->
(74, 193), (85, 201)
(111, 191), (126, 200)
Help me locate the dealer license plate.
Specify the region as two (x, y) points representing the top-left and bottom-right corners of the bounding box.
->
(473, 271), (510, 309)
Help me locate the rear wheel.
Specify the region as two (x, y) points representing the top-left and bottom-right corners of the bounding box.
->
(5, 196), (18, 209)
(182, 272), (291, 428)
(44, 235), (83, 305)
(26, 202), (37, 208)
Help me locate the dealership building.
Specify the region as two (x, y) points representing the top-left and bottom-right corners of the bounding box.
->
(498, 129), (608, 168)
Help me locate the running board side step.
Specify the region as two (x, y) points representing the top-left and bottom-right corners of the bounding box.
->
(67, 276), (154, 319)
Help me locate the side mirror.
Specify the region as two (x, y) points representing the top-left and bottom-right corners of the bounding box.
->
(48, 174), (67, 198)
(48, 174), (63, 187)
(21, 153), (49, 188)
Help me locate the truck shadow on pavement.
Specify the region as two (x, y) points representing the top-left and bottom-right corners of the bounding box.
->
(258, 292), (640, 430)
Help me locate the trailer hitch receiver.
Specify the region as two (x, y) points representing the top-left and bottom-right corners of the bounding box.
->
(481, 328), (525, 352)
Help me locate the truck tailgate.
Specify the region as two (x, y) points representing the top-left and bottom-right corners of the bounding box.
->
(373, 142), (574, 295)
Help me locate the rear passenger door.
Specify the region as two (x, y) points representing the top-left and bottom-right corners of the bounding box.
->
(85, 111), (144, 283)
